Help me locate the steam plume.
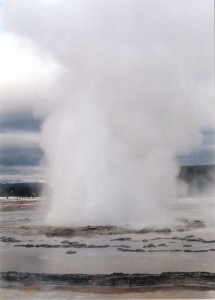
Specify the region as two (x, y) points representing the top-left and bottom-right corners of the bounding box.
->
(3, 0), (214, 226)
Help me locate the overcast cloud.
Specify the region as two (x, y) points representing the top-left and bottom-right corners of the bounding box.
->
(0, 3), (59, 181)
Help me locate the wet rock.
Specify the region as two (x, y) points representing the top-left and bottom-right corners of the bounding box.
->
(0, 236), (21, 243)
(172, 237), (186, 241)
(110, 237), (131, 241)
(183, 249), (208, 253)
(114, 245), (130, 248)
(82, 226), (100, 231)
(182, 249), (215, 253)
(138, 228), (154, 234)
(183, 244), (192, 247)
(66, 251), (76, 254)
(117, 248), (145, 253)
(186, 238), (215, 244)
(157, 243), (167, 247)
(147, 249), (184, 253)
(143, 243), (156, 248)
(192, 220), (205, 227)
(1, 271), (215, 288)
(147, 249), (167, 252)
(45, 225), (133, 238)
(117, 247), (131, 252)
(187, 238), (204, 242)
(202, 239), (215, 244)
(155, 228), (171, 233)
(87, 245), (109, 248)
(135, 249), (145, 252)
(68, 242), (88, 248)
(15, 242), (88, 249)
(14, 241), (112, 249)
(183, 220), (206, 229)
(177, 228), (185, 232)
(46, 228), (76, 237)
(15, 244), (62, 248)
(61, 240), (70, 244)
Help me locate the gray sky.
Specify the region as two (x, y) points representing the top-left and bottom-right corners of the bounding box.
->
(0, 0), (214, 182)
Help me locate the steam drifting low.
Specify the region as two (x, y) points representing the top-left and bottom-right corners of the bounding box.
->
(2, 0), (214, 226)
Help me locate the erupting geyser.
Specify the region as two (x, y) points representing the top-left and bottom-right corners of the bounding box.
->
(4, 0), (214, 227)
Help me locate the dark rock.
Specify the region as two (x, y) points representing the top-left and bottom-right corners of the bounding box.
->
(172, 237), (186, 241)
(136, 249), (145, 252)
(143, 243), (156, 248)
(87, 245), (109, 248)
(66, 251), (76, 254)
(155, 228), (171, 233)
(15, 242), (88, 249)
(183, 250), (209, 253)
(15, 244), (61, 248)
(183, 220), (205, 229)
(45, 225), (128, 237)
(110, 237), (131, 241)
(138, 228), (154, 234)
(117, 248), (145, 253)
(0, 236), (21, 243)
(14, 241), (111, 249)
(116, 247), (130, 252)
(147, 249), (167, 252)
(186, 238), (215, 244)
(46, 228), (76, 237)
(157, 244), (167, 247)
(68, 242), (88, 248)
(1, 271), (215, 288)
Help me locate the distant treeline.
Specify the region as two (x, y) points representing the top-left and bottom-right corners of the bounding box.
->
(0, 165), (214, 198)
(0, 182), (45, 198)
(179, 164), (214, 195)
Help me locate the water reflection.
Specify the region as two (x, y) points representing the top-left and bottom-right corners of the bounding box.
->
(1, 286), (215, 299)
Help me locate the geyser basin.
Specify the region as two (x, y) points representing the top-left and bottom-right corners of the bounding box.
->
(0, 0), (214, 298)
(1, 196), (215, 275)
(0, 196), (215, 299)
